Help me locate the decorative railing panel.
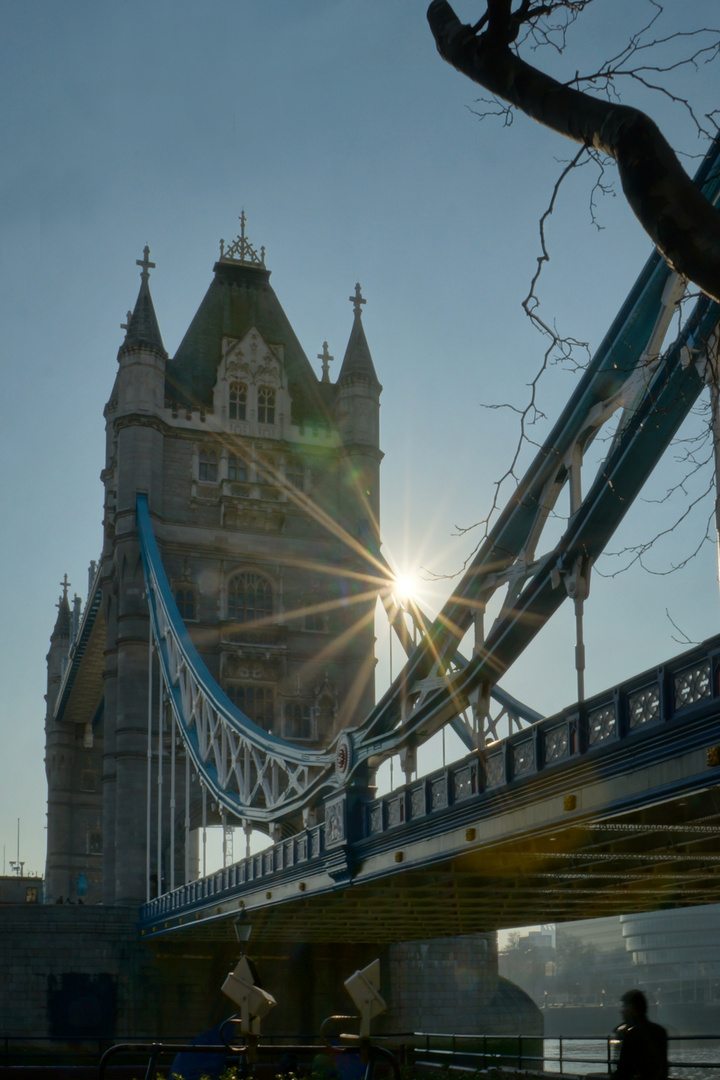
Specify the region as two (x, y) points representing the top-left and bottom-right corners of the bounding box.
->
(369, 804), (383, 834)
(484, 753), (505, 788)
(588, 705), (617, 746)
(512, 739), (535, 777)
(431, 777), (448, 809)
(674, 660), (712, 710)
(387, 795), (404, 828)
(628, 684), (661, 729)
(453, 765), (474, 799)
(544, 724), (569, 763)
(411, 785), (426, 818)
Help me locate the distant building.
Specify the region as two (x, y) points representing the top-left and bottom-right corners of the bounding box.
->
(0, 875), (42, 904)
(622, 906), (720, 1008)
(500, 918), (635, 1007)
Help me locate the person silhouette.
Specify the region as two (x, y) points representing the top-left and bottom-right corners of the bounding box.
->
(613, 989), (668, 1080)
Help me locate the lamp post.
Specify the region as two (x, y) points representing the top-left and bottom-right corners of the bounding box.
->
(233, 911), (253, 956)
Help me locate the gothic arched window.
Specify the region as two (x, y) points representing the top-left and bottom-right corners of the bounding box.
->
(174, 587), (196, 620)
(227, 572), (273, 622)
(228, 453), (247, 482)
(198, 448), (218, 483)
(227, 684), (274, 731)
(229, 382), (247, 421)
(304, 609), (325, 632)
(257, 386), (276, 425)
(286, 459), (305, 491)
(285, 703), (312, 740)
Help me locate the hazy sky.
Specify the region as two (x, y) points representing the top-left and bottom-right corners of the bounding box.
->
(2, 1), (719, 878)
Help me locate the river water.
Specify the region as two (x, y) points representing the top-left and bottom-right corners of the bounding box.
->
(544, 1038), (720, 1078)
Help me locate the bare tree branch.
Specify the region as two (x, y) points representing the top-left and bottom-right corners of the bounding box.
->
(427, 0), (720, 302)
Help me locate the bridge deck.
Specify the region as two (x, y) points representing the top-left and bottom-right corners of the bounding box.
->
(140, 634), (720, 942)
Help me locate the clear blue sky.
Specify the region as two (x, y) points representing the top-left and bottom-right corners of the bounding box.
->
(1, 0), (719, 877)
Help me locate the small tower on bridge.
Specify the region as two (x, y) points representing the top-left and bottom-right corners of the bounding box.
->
(44, 220), (383, 905)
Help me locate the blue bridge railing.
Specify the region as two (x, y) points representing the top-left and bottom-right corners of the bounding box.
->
(141, 632), (720, 928)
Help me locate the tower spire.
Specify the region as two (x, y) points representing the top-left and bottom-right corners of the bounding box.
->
(337, 283), (380, 388)
(52, 576), (72, 640)
(119, 246), (167, 357)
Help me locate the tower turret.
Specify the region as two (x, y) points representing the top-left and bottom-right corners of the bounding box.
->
(101, 248), (168, 904)
(111, 246), (168, 516)
(334, 283), (383, 541)
(46, 577), (72, 714)
(44, 577), (74, 902)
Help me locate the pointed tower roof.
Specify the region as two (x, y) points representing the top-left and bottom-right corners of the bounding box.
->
(118, 246), (167, 358)
(166, 215), (329, 422)
(338, 284), (381, 389)
(51, 576), (72, 642)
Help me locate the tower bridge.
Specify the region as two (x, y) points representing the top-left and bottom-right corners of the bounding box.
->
(35, 135), (720, 1037)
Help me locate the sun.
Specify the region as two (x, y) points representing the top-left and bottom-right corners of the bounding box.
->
(392, 571), (419, 604)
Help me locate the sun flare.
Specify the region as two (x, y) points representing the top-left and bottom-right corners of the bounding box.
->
(393, 571), (419, 603)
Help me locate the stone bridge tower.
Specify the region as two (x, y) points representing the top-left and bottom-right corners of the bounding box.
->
(45, 220), (382, 905)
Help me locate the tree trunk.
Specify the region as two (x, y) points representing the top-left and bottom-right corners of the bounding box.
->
(427, 0), (720, 304)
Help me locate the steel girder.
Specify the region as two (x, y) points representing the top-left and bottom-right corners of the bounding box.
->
(137, 135), (720, 825)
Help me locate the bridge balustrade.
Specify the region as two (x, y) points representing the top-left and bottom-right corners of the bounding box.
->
(145, 820), (329, 920)
(360, 635), (720, 838)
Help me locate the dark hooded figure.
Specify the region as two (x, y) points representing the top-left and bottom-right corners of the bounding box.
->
(613, 989), (668, 1080)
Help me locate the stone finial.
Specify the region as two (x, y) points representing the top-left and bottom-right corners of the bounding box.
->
(136, 245), (155, 281)
(318, 341), (334, 383)
(219, 210), (266, 267)
(349, 282), (366, 317)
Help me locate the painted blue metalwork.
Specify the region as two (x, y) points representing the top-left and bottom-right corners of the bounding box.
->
(139, 630), (720, 935)
(137, 494), (335, 823)
(355, 293), (719, 761)
(351, 135), (720, 754)
(136, 504), (545, 813)
(137, 135), (720, 826)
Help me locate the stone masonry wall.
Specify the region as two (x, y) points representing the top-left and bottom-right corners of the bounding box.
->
(0, 905), (230, 1040)
(1, 908), (540, 1042)
(384, 935), (542, 1036)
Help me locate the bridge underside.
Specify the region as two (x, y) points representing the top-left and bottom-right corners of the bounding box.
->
(265, 793), (720, 942)
(144, 740), (720, 944)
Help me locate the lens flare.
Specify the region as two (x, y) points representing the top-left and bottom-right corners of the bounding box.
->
(393, 572), (418, 603)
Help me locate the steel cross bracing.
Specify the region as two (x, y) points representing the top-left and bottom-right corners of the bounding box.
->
(138, 495), (335, 825)
(137, 498), (538, 823)
(351, 133), (720, 763)
(137, 134), (720, 828)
